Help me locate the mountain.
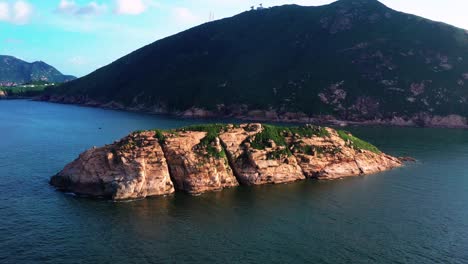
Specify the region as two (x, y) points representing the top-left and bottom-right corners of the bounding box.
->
(43, 0), (468, 126)
(0, 55), (76, 85)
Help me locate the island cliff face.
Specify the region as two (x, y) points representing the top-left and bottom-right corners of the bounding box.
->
(219, 124), (305, 185)
(50, 132), (174, 200)
(50, 124), (402, 200)
(162, 130), (238, 194)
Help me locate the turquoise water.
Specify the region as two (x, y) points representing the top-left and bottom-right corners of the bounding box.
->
(0, 100), (467, 264)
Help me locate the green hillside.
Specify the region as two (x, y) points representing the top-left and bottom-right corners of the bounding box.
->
(0, 55), (75, 85)
(43, 0), (468, 121)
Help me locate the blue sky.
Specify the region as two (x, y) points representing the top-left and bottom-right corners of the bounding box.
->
(0, 0), (466, 77)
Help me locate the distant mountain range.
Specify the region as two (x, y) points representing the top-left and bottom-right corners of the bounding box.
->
(42, 0), (468, 126)
(0, 55), (75, 85)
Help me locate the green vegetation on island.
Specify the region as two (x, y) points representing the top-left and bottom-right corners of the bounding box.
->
(250, 125), (289, 150)
(149, 124), (230, 159)
(185, 124), (229, 159)
(146, 123), (382, 159)
(337, 130), (381, 154)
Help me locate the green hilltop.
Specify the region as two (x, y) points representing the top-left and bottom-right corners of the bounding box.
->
(0, 55), (75, 85)
(43, 0), (468, 121)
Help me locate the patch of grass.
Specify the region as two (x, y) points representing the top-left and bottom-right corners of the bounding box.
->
(208, 147), (226, 159)
(250, 124), (288, 150)
(182, 124), (229, 159)
(250, 125), (330, 151)
(250, 124), (331, 159)
(153, 129), (167, 144)
(183, 124), (227, 144)
(250, 125), (295, 159)
(337, 130), (381, 154)
(140, 124), (335, 160)
(286, 125), (330, 138)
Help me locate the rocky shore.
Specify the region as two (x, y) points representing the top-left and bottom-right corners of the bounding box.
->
(0, 91), (36, 100)
(50, 123), (403, 200)
(38, 95), (468, 128)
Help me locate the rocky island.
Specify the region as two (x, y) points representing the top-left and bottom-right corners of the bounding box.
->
(50, 124), (402, 200)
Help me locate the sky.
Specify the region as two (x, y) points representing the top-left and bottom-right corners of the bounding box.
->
(0, 0), (467, 77)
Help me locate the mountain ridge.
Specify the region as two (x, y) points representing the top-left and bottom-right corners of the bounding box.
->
(0, 55), (76, 85)
(42, 0), (468, 127)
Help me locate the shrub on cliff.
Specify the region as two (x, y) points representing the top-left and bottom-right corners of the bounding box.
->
(337, 130), (381, 154)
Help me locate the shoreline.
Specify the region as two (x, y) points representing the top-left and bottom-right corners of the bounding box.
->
(0, 95), (34, 100)
(24, 96), (468, 129)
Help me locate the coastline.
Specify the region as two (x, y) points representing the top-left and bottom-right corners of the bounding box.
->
(0, 96), (35, 100)
(36, 95), (468, 129)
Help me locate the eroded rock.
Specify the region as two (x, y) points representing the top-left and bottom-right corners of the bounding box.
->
(287, 128), (402, 179)
(51, 124), (403, 200)
(219, 124), (305, 185)
(50, 131), (174, 200)
(162, 130), (238, 194)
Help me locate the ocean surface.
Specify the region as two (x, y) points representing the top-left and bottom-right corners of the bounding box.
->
(0, 100), (467, 264)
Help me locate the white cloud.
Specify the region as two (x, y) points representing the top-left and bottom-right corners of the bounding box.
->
(172, 7), (201, 26)
(0, 0), (33, 24)
(114, 0), (159, 15)
(56, 0), (106, 16)
(0, 2), (9, 21)
(13, 0), (32, 23)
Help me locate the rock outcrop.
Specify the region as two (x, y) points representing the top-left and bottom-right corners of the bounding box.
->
(51, 131), (174, 200)
(287, 128), (401, 179)
(162, 130), (238, 194)
(51, 124), (403, 200)
(219, 124), (305, 185)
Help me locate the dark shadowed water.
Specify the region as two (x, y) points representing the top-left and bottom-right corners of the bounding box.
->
(1, 100), (467, 264)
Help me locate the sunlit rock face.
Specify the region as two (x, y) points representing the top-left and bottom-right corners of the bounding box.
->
(51, 124), (403, 200)
(219, 124), (305, 185)
(162, 130), (238, 194)
(51, 131), (174, 200)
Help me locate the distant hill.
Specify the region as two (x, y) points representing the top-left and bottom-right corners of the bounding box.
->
(0, 55), (75, 85)
(43, 0), (468, 126)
